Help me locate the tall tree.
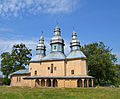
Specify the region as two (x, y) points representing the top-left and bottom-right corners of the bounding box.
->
(0, 43), (32, 85)
(81, 42), (119, 85)
(1, 52), (14, 85)
(11, 43), (32, 72)
(1, 52), (13, 78)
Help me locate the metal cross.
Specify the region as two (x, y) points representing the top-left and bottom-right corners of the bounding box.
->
(73, 25), (75, 31)
(56, 21), (59, 26)
(41, 31), (43, 36)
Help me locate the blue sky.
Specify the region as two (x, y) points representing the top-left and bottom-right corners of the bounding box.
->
(0, 0), (120, 75)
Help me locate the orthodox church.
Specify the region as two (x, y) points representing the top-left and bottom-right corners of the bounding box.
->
(10, 25), (94, 88)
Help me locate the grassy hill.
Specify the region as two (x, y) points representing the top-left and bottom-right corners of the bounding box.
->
(0, 86), (119, 99)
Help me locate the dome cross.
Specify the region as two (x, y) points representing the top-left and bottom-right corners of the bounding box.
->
(41, 31), (43, 36)
(56, 21), (59, 26)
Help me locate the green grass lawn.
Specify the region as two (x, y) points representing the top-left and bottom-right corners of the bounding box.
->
(0, 86), (119, 99)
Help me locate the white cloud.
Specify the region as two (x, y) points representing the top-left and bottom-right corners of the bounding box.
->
(0, 38), (37, 53)
(0, 28), (13, 32)
(0, 28), (37, 53)
(0, 0), (79, 17)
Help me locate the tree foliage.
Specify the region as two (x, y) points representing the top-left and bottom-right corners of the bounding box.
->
(1, 52), (13, 77)
(11, 44), (32, 71)
(81, 42), (119, 85)
(0, 43), (32, 85)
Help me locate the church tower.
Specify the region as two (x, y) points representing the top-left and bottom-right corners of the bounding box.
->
(70, 30), (81, 51)
(36, 34), (46, 56)
(31, 33), (46, 61)
(67, 29), (86, 59)
(43, 25), (65, 60)
(50, 25), (65, 53)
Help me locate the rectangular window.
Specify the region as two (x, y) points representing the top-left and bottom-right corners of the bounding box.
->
(54, 67), (56, 70)
(54, 46), (56, 50)
(48, 67), (50, 70)
(51, 64), (53, 73)
(19, 77), (21, 82)
(17, 77), (18, 82)
(71, 70), (74, 74)
(35, 70), (37, 75)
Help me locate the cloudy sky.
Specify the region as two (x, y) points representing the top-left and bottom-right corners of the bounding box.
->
(0, 0), (120, 74)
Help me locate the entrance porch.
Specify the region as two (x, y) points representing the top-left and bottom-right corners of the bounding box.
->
(24, 75), (94, 88)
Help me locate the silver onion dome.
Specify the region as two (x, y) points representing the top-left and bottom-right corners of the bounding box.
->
(50, 26), (64, 45)
(67, 30), (86, 59)
(70, 31), (80, 47)
(31, 33), (46, 61)
(36, 36), (46, 50)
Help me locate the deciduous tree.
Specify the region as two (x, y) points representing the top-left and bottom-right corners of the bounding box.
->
(0, 43), (32, 85)
(81, 42), (119, 85)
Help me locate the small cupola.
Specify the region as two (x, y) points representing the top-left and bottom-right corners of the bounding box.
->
(67, 27), (86, 59)
(31, 32), (46, 61)
(36, 32), (46, 55)
(70, 30), (80, 51)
